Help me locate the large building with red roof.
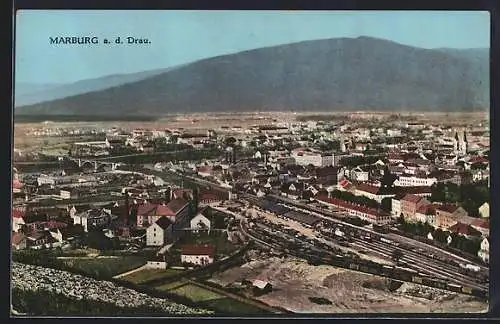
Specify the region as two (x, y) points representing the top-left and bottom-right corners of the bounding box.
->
(315, 196), (391, 225)
(400, 194), (430, 222)
(435, 204), (468, 230)
(137, 197), (190, 228)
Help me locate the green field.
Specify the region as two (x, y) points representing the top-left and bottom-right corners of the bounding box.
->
(198, 297), (270, 314)
(121, 268), (183, 284)
(169, 283), (224, 302)
(155, 280), (190, 291)
(154, 281), (271, 315)
(61, 256), (147, 278)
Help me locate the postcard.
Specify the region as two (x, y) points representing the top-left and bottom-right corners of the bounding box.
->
(11, 9), (490, 317)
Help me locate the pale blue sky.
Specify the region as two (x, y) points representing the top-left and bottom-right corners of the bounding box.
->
(15, 10), (490, 84)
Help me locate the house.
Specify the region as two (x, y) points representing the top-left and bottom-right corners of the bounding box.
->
(448, 222), (482, 239)
(470, 219), (489, 237)
(315, 196), (391, 225)
(181, 244), (215, 266)
(26, 230), (57, 249)
(478, 202), (489, 218)
(394, 175), (437, 187)
(478, 237), (489, 263)
(251, 279), (273, 295)
(146, 216), (174, 246)
(337, 179), (354, 192)
(12, 209), (26, 232)
(350, 166), (369, 182)
(314, 166), (341, 185)
(415, 204), (438, 227)
(435, 204), (468, 230)
(12, 179), (23, 194)
(281, 182), (304, 200)
(190, 209), (211, 232)
(355, 183), (395, 203)
(197, 167), (214, 178)
(72, 209), (112, 232)
(391, 196), (402, 219)
(136, 198), (190, 229)
(400, 194), (430, 222)
(12, 232), (27, 250)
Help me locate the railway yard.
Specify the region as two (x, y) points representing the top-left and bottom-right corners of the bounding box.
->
(236, 193), (489, 300)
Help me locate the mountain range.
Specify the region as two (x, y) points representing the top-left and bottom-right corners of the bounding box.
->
(15, 36), (489, 116)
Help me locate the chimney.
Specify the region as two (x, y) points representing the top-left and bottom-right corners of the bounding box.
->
(124, 190), (130, 225)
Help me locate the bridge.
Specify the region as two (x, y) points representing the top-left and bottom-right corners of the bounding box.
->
(66, 157), (123, 172)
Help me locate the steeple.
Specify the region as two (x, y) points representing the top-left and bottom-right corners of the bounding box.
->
(463, 131), (468, 143)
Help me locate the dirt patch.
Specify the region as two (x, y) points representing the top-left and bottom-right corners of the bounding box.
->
(210, 254), (488, 314)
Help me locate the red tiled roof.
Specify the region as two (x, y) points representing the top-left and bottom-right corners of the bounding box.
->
(181, 244), (215, 257)
(12, 232), (26, 245)
(12, 209), (24, 219)
(39, 221), (68, 230)
(356, 183), (381, 195)
(315, 196), (385, 218)
(470, 156), (489, 164)
(12, 180), (23, 190)
(137, 203), (175, 217)
(416, 204), (437, 215)
(401, 194), (423, 204)
(167, 198), (189, 213)
(449, 222), (481, 236)
(471, 219), (489, 230)
(436, 204), (459, 214)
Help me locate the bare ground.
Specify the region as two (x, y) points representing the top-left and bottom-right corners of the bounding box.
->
(209, 253), (488, 314)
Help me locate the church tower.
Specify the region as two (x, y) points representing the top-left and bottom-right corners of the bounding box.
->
(462, 131), (468, 155)
(453, 132), (460, 154)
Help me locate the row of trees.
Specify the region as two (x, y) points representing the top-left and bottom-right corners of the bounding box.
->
(329, 190), (379, 209)
(397, 217), (482, 255)
(430, 182), (489, 218)
(339, 155), (386, 168)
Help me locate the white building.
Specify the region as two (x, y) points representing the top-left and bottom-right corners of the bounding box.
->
(391, 198), (401, 218)
(190, 212), (211, 232)
(350, 167), (369, 182)
(479, 202), (489, 218)
(291, 149), (333, 167)
(387, 129), (402, 137)
(146, 217), (174, 246)
(394, 175), (437, 187)
(181, 244), (215, 266)
(478, 237), (489, 263)
(72, 209), (111, 232)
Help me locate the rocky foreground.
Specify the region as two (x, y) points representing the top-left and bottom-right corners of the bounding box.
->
(11, 262), (213, 315)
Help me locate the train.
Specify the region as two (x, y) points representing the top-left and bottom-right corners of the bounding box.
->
(380, 237), (400, 246)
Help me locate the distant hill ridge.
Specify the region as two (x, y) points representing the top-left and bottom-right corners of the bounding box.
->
(16, 36), (489, 116)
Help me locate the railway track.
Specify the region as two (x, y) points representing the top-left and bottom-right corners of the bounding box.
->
(349, 240), (487, 291)
(259, 194), (487, 272)
(244, 210), (488, 291)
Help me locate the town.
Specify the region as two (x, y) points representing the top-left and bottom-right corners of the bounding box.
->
(12, 112), (489, 314)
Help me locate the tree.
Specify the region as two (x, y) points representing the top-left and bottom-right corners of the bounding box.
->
(398, 213), (405, 225)
(433, 228), (446, 244)
(381, 166), (398, 188)
(381, 197), (392, 213)
(85, 231), (112, 250)
(224, 137), (237, 147)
